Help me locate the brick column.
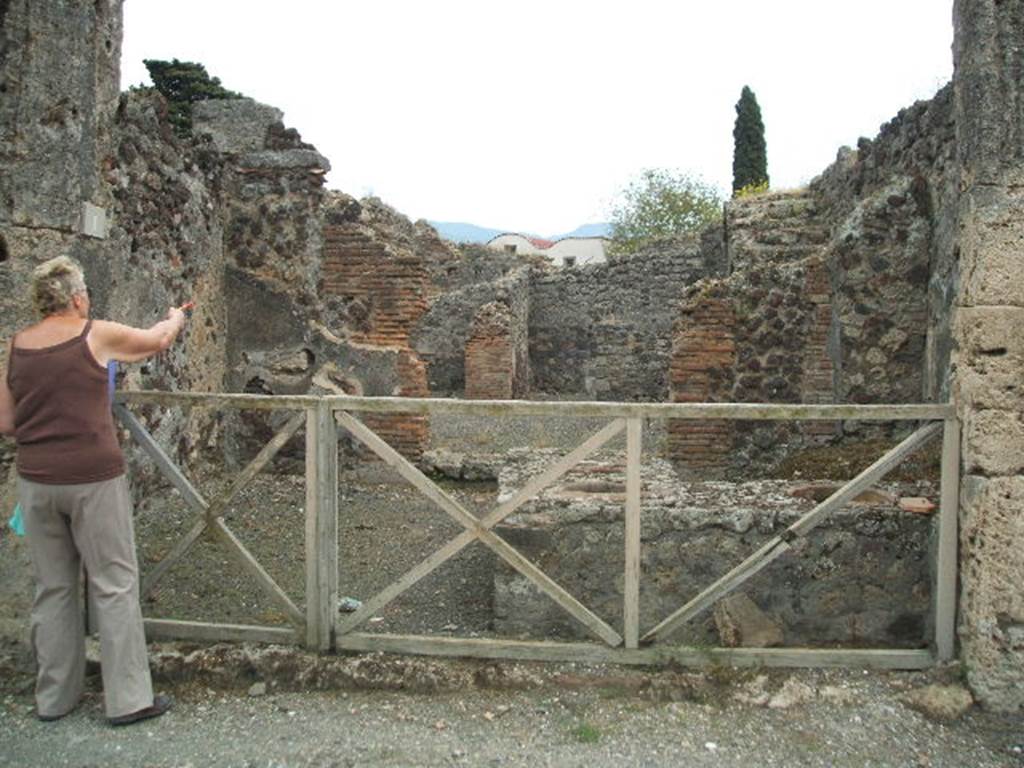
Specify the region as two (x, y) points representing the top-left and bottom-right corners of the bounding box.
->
(322, 223), (431, 459)
(465, 302), (516, 400)
(800, 257), (838, 442)
(667, 294), (736, 473)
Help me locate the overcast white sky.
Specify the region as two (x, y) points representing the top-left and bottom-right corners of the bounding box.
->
(121, 1), (954, 236)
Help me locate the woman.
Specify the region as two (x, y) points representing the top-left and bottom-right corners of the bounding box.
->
(0, 255), (187, 725)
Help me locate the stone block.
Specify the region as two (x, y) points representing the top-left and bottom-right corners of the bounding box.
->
(958, 193), (1024, 307)
(963, 409), (1024, 476)
(955, 307), (1024, 411)
(713, 593), (783, 648)
(193, 98), (284, 153)
(958, 475), (1024, 711)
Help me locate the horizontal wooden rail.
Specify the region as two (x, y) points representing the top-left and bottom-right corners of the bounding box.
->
(144, 619), (299, 645)
(116, 390), (953, 421)
(336, 633), (934, 670)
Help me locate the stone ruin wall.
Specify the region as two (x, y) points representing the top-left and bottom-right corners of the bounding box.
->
(811, 84), (958, 405)
(0, 1), (230, 490)
(950, 0), (1024, 712)
(493, 453), (935, 648)
(527, 232), (726, 400)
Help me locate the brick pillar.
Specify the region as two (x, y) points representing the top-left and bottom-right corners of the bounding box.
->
(322, 223), (431, 459)
(800, 257), (838, 442)
(667, 294), (736, 473)
(465, 302), (515, 399)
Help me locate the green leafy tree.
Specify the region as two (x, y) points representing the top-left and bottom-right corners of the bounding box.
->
(143, 59), (242, 136)
(608, 169), (723, 254)
(732, 85), (769, 194)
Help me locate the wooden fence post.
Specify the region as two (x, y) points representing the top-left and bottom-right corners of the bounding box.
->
(624, 418), (643, 649)
(934, 416), (960, 661)
(305, 401), (339, 651)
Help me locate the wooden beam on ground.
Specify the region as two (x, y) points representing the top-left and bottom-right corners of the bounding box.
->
(934, 417), (960, 661)
(209, 518), (304, 626)
(335, 633), (934, 670)
(623, 418), (642, 649)
(642, 422), (944, 644)
(305, 403), (338, 651)
(144, 618), (298, 645)
(335, 412), (623, 647)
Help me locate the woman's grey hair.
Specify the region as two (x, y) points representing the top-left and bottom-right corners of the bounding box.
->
(31, 256), (87, 317)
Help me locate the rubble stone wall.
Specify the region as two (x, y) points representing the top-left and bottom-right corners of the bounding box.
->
(668, 255), (840, 477)
(528, 235), (726, 400)
(494, 454), (936, 647)
(811, 85), (957, 403)
(411, 267), (531, 396)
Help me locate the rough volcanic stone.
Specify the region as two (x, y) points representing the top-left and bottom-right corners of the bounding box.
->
(958, 475), (1024, 711)
(192, 98), (284, 154)
(713, 593), (784, 648)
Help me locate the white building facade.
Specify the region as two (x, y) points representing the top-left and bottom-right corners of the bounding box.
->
(487, 234), (608, 267)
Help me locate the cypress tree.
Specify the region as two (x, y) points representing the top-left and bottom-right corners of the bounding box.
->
(732, 85), (769, 194)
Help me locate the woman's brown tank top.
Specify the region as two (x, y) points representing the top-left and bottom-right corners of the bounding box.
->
(7, 320), (124, 484)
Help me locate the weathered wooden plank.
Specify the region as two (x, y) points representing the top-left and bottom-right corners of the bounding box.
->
(325, 396), (951, 422)
(642, 422), (944, 643)
(206, 411), (305, 519)
(624, 418), (642, 650)
(143, 618), (298, 645)
(140, 517), (208, 599)
(935, 417), (960, 661)
(114, 404), (208, 514)
(116, 391), (319, 411)
(335, 633), (935, 669)
(336, 412), (622, 646)
(209, 519), (305, 626)
(116, 390), (953, 421)
(305, 403), (338, 651)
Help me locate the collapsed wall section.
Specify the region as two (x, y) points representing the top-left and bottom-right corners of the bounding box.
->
(493, 453), (935, 647)
(811, 85), (957, 403)
(411, 265), (532, 397)
(318, 196), (435, 459)
(668, 256), (839, 477)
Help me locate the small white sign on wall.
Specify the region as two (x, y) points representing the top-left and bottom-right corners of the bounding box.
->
(80, 202), (107, 239)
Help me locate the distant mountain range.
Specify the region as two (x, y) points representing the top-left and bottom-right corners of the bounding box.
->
(427, 220), (611, 244)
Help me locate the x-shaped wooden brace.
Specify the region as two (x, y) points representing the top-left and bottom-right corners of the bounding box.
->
(640, 421), (943, 644)
(114, 404), (306, 627)
(335, 412), (626, 647)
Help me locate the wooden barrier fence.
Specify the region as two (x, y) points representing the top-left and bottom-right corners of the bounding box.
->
(115, 391), (959, 670)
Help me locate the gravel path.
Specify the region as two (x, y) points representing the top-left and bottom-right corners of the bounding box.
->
(1, 655), (1022, 768)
